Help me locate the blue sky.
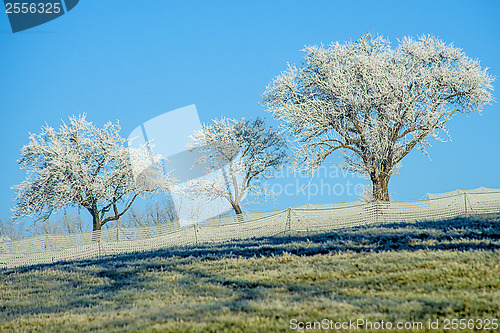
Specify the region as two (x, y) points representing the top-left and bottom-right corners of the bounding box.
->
(1, 0), (499, 222)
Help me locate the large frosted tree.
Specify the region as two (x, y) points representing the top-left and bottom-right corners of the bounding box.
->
(263, 33), (493, 201)
(181, 117), (286, 215)
(12, 115), (171, 232)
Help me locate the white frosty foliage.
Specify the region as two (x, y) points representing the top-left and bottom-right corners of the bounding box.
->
(12, 114), (172, 230)
(179, 117), (286, 214)
(128, 143), (169, 192)
(263, 33), (493, 199)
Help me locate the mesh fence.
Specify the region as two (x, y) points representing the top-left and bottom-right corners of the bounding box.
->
(1, 192), (499, 269)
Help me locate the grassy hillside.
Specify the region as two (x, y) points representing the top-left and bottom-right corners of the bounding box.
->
(1, 217), (499, 332)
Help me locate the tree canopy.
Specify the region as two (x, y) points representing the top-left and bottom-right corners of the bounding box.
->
(263, 33), (493, 200)
(180, 117), (287, 215)
(13, 114), (171, 231)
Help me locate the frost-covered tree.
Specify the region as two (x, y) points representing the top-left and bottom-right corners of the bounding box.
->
(263, 33), (493, 201)
(181, 117), (286, 215)
(12, 115), (171, 232)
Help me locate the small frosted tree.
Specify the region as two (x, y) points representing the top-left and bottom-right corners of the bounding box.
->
(263, 33), (493, 201)
(12, 114), (171, 232)
(181, 117), (286, 215)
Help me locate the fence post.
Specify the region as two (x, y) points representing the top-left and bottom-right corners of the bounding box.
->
(286, 208), (291, 234)
(464, 193), (469, 218)
(193, 223), (198, 245)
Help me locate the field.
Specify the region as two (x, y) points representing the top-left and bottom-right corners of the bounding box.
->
(1, 217), (499, 332)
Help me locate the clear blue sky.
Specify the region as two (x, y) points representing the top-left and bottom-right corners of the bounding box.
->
(1, 0), (499, 221)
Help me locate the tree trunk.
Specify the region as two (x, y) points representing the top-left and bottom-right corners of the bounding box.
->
(230, 202), (244, 223)
(371, 175), (390, 201)
(91, 210), (102, 242)
(92, 214), (102, 231)
(232, 204), (242, 215)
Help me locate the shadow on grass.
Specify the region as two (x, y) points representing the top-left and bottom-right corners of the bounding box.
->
(109, 215), (497, 263)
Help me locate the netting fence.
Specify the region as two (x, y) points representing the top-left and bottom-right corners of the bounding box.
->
(1, 191), (499, 269)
